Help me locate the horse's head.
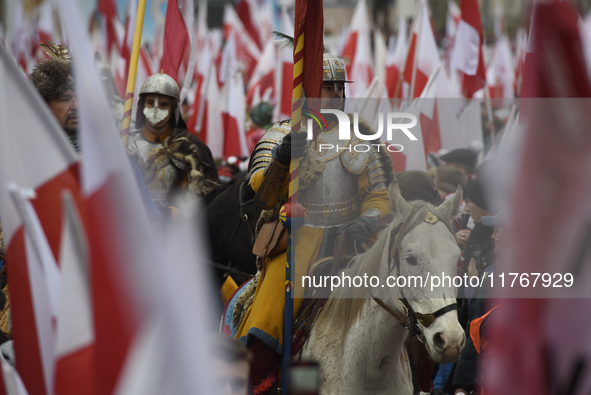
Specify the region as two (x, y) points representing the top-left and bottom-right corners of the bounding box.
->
(385, 182), (465, 363)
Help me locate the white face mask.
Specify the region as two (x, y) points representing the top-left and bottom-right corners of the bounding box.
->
(143, 95), (169, 126)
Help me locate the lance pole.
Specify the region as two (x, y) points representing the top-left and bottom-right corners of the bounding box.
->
(279, 30), (306, 394)
(121, 0), (147, 146)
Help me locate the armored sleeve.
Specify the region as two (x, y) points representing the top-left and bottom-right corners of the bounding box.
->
(248, 120), (290, 179)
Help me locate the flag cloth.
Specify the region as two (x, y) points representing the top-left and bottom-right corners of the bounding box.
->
(341, 0), (373, 97)
(222, 4), (261, 84)
(403, 1), (441, 99)
(487, 2), (591, 393)
(246, 40), (276, 108)
(292, 0), (324, 100)
(451, 0), (486, 97)
(160, 0), (195, 102)
(222, 72), (248, 158)
(385, 17), (407, 99)
(0, 42), (80, 395)
(54, 193), (94, 395)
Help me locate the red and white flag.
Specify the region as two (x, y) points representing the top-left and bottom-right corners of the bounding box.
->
(273, 7), (294, 122)
(97, 0), (120, 61)
(450, 0), (486, 97)
(246, 39), (276, 108)
(234, 0), (261, 49)
(385, 17), (407, 99)
(487, 2), (591, 393)
(187, 65), (224, 159)
(54, 193), (94, 395)
(0, 41), (80, 395)
(445, 0), (461, 63)
(34, 0), (56, 62)
(160, 0), (195, 102)
(222, 72), (248, 158)
(373, 29), (388, 90)
(486, 34), (515, 105)
(403, 0), (441, 99)
(222, 4), (261, 84)
(341, 0), (373, 97)
(514, 28), (527, 96)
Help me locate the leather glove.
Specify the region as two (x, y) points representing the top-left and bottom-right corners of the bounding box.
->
(276, 131), (307, 166)
(337, 217), (375, 246)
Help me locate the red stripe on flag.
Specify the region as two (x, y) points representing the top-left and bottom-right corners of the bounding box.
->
(160, 0), (190, 85)
(54, 345), (94, 394)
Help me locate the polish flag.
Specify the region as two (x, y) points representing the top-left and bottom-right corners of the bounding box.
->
(187, 65), (224, 159)
(235, 0), (262, 49)
(160, 0), (195, 102)
(97, 0), (120, 61)
(374, 30), (388, 91)
(191, 1), (211, 122)
(450, 0), (486, 98)
(418, 66), (464, 155)
(487, 2), (591, 393)
(218, 25), (239, 85)
(222, 72), (249, 158)
(54, 193), (94, 395)
(445, 0), (461, 61)
(383, 102), (427, 173)
(486, 34), (515, 105)
(246, 40), (276, 108)
(273, 7), (294, 122)
(385, 17), (407, 99)
(222, 4), (261, 84)
(0, 42), (80, 395)
(403, 1), (441, 99)
(12, 1), (33, 72)
(341, 0), (373, 97)
(56, 0), (146, 392)
(35, 0), (56, 61)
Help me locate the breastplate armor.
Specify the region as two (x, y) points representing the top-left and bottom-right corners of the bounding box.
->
(128, 130), (185, 203)
(299, 122), (371, 228)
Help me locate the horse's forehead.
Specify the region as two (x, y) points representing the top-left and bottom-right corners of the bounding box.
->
(402, 221), (455, 246)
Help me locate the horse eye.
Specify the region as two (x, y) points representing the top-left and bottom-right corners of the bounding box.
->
(406, 256), (418, 266)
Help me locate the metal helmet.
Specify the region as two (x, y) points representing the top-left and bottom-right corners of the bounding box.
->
(137, 73), (181, 129)
(139, 72), (180, 100)
(323, 52), (352, 83)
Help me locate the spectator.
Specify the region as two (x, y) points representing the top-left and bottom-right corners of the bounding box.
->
(434, 167), (468, 202)
(210, 334), (253, 395)
(440, 149), (478, 180)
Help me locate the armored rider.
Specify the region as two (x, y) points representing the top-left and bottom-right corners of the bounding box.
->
(127, 73), (220, 209)
(232, 50), (395, 386)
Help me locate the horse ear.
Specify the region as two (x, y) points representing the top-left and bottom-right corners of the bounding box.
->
(388, 182), (410, 220)
(438, 185), (463, 221)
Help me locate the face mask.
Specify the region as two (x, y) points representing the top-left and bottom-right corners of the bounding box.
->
(143, 95), (169, 126)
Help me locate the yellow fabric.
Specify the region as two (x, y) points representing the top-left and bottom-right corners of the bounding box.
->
(236, 159), (390, 349)
(221, 276), (239, 306)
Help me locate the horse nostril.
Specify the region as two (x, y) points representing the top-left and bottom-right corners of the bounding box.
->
(433, 332), (446, 350)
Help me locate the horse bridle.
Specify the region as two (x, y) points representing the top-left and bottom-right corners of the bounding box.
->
(371, 211), (458, 343)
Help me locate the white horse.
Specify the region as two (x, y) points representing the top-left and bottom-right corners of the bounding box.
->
(302, 183), (465, 395)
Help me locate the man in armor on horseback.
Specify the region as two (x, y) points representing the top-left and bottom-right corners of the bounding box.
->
(228, 50), (395, 389)
(127, 73), (220, 210)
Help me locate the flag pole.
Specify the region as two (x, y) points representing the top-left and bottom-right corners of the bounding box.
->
(279, 31), (306, 394)
(409, 3), (422, 99)
(121, 0), (147, 146)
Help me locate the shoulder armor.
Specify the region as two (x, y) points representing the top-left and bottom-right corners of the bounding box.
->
(249, 120), (291, 176)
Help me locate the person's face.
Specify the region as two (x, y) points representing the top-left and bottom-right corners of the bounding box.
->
(212, 359), (250, 395)
(48, 89), (78, 135)
(466, 200), (489, 224)
(143, 94), (173, 129)
(492, 226), (505, 254)
(320, 82), (345, 111)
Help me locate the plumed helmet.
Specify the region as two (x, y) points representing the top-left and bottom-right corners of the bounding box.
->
(139, 72), (180, 100)
(323, 52), (352, 83)
(29, 59), (74, 103)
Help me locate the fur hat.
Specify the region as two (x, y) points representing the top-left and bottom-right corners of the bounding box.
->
(29, 59), (74, 103)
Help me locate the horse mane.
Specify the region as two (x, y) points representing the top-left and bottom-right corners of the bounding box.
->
(315, 200), (455, 335)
